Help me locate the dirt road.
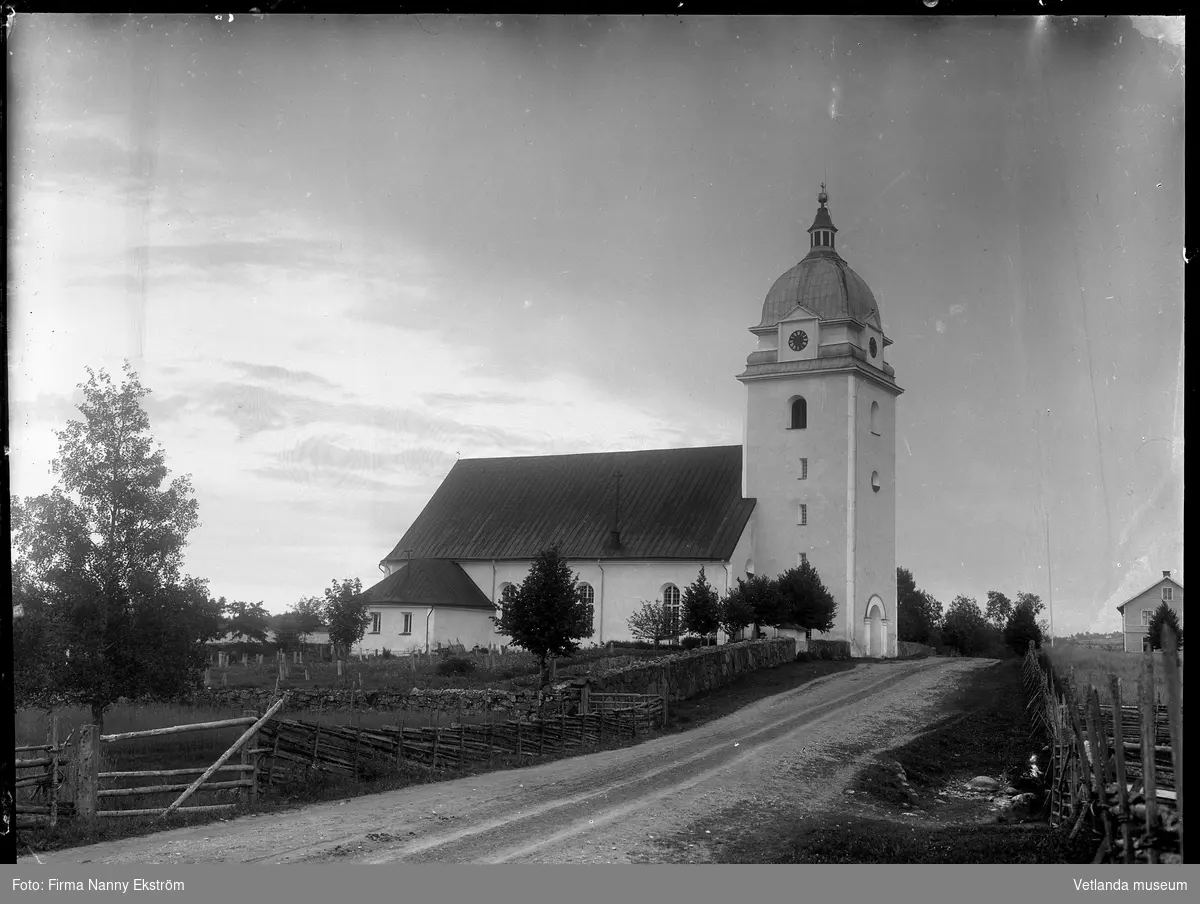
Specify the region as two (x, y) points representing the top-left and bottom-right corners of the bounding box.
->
(26, 657), (991, 864)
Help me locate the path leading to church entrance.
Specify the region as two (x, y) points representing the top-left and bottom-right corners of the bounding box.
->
(30, 657), (991, 865)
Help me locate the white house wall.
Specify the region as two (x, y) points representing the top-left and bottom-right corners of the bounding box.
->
(1120, 579), (1184, 652)
(853, 375), (898, 657)
(459, 550), (752, 646)
(744, 372), (850, 645)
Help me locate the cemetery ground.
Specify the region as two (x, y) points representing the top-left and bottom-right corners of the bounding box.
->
(17, 656), (1047, 864)
(15, 653), (853, 858)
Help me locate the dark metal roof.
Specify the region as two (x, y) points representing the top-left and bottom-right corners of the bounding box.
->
(361, 559), (494, 610)
(758, 249), (882, 330)
(808, 206), (837, 233)
(384, 446), (756, 563)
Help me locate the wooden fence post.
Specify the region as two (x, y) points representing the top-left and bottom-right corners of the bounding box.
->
(241, 708), (259, 807)
(1160, 623), (1183, 863)
(351, 688), (361, 779)
(661, 668), (669, 728)
(1083, 689), (1112, 856)
(48, 715), (60, 828)
(579, 683), (589, 717)
(1139, 657), (1158, 863)
(76, 724), (98, 821)
(1109, 676), (1133, 863)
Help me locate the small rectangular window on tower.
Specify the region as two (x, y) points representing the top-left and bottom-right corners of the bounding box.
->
(798, 504), (807, 526)
(799, 458), (808, 479)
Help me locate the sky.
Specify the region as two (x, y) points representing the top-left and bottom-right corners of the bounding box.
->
(8, 15), (1184, 635)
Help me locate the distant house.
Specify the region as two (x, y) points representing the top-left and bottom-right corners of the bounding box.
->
(1115, 570), (1184, 652)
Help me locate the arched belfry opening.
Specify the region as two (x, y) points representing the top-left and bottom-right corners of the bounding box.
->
(790, 397), (807, 430)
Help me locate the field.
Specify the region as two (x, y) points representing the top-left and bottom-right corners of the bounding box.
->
(1044, 643), (1182, 703)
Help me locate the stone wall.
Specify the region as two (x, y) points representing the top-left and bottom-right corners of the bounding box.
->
(187, 686), (545, 716)
(560, 638), (796, 703)
(186, 638), (796, 715)
(896, 641), (936, 658)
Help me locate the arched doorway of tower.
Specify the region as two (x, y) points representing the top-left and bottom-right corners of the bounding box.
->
(865, 595), (887, 658)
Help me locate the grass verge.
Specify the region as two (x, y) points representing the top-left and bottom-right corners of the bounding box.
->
(781, 658), (1097, 863)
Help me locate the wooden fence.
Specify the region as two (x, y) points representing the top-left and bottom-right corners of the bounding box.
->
(35, 698), (287, 822)
(14, 717), (70, 829)
(1022, 625), (1184, 864)
(257, 690), (666, 784)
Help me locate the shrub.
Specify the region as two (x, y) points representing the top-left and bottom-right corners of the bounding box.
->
(381, 647), (394, 659)
(680, 636), (706, 651)
(436, 657), (477, 677)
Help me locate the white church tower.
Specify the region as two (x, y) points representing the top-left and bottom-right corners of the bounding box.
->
(738, 185), (903, 657)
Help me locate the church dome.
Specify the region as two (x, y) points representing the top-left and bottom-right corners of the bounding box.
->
(756, 187), (882, 330)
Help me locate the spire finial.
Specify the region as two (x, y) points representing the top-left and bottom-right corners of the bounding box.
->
(818, 181), (828, 207)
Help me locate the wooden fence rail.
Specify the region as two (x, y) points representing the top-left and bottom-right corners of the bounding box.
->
(1023, 624), (1184, 864)
(257, 693), (666, 784)
(14, 716), (67, 829)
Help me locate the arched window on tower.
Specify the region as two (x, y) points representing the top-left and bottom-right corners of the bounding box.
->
(870, 400), (880, 435)
(790, 397), (808, 430)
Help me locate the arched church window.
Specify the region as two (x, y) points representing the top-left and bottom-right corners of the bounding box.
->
(578, 583), (595, 634)
(499, 583), (517, 613)
(870, 400), (880, 435)
(662, 584), (681, 640)
(790, 397), (808, 430)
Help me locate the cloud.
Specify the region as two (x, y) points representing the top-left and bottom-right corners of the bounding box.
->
(197, 380), (546, 452)
(275, 437), (457, 480)
(252, 465), (407, 495)
(421, 390), (534, 407)
(134, 238), (350, 282)
(229, 361), (339, 390)
(142, 392), (193, 423)
(1128, 16), (1185, 48)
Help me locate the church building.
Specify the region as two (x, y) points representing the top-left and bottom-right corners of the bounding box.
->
(357, 186), (903, 658)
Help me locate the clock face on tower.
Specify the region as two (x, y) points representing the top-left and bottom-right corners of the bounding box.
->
(788, 330), (809, 352)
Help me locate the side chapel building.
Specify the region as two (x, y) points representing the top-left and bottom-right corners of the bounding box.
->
(358, 186), (903, 658)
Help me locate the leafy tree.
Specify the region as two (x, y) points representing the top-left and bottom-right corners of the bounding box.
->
(9, 364), (217, 728)
(777, 562), (837, 641)
(896, 567), (942, 644)
(627, 600), (678, 649)
(323, 577), (368, 661)
(718, 581), (757, 641)
(273, 612), (303, 653)
(738, 573), (787, 630)
(985, 591), (1014, 629)
(681, 567), (721, 644)
(1015, 592), (1045, 618)
(222, 598), (270, 643)
(291, 595), (326, 639)
(491, 546), (591, 687)
(941, 595), (991, 656)
(1002, 596), (1044, 655)
(1146, 601), (1183, 652)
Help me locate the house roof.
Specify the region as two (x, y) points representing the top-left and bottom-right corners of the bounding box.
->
(1115, 576), (1184, 613)
(361, 559), (494, 610)
(384, 445), (756, 563)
